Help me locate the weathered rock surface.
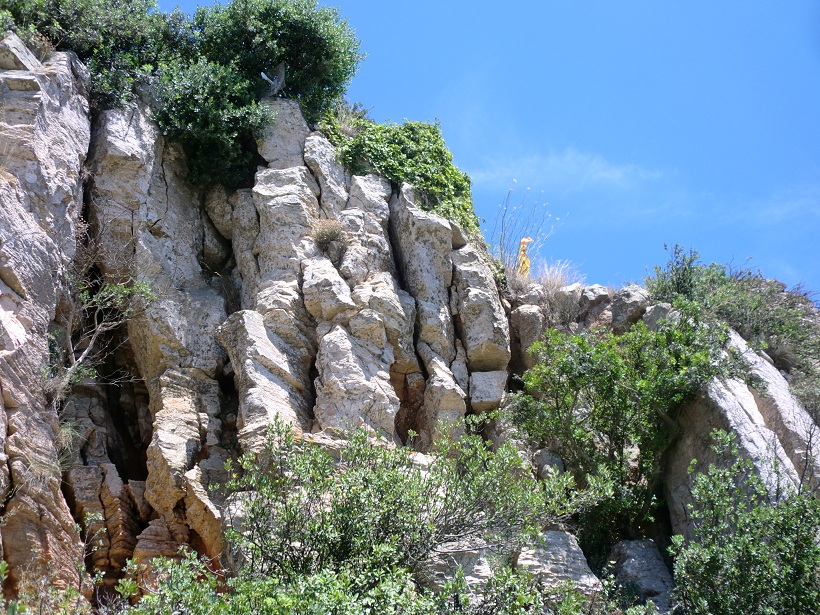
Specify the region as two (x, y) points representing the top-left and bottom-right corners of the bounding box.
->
(609, 539), (673, 614)
(304, 132), (350, 216)
(510, 304), (546, 373)
(86, 99), (231, 570)
(389, 184), (456, 363)
(451, 245), (511, 373)
(256, 98), (309, 169)
(420, 531), (601, 597)
(665, 330), (816, 538)
(611, 284), (650, 334)
(217, 310), (313, 444)
(314, 323), (400, 438)
(0, 33), (90, 589)
(516, 531), (603, 595)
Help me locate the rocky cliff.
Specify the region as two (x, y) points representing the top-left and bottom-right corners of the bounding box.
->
(1, 32), (817, 605)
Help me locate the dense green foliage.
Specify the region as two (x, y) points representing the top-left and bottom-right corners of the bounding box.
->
(192, 0), (360, 122)
(118, 553), (657, 615)
(224, 419), (586, 581)
(152, 58), (270, 186)
(671, 430), (820, 614)
(511, 303), (743, 561)
(321, 108), (479, 234)
(1, 0), (187, 106)
(3, 0), (362, 187)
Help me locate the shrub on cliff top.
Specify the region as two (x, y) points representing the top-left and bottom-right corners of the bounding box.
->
(646, 244), (820, 408)
(193, 0), (362, 122)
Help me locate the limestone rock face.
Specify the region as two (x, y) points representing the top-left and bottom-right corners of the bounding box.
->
(389, 184), (456, 363)
(256, 98), (309, 169)
(451, 245), (511, 372)
(421, 531), (601, 597)
(510, 304), (546, 373)
(217, 310), (313, 445)
(611, 284), (650, 334)
(609, 540), (673, 614)
(0, 33), (90, 589)
(314, 323), (400, 438)
(304, 132), (350, 216)
(302, 257), (356, 321)
(86, 100), (230, 568)
(665, 331), (817, 538)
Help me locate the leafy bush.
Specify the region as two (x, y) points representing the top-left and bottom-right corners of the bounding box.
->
(192, 0), (362, 122)
(321, 111), (479, 234)
(223, 418), (587, 581)
(152, 58), (270, 186)
(121, 553), (649, 615)
(5, 0), (362, 186)
(511, 303), (744, 561)
(671, 430), (820, 615)
(101, 418), (621, 613)
(3, 0), (187, 107)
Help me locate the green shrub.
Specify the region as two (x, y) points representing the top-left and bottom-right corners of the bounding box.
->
(5, 0), (362, 186)
(511, 303), (744, 561)
(192, 0), (362, 122)
(106, 418), (619, 613)
(671, 430), (820, 615)
(4, 0), (186, 107)
(152, 58), (270, 187)
(223, 417), (584, 581)
(321, 111), (479, 234)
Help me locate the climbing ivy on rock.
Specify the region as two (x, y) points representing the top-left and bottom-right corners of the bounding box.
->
(321, 110), (479, 235)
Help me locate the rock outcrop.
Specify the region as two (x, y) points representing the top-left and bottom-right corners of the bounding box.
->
(0, 33), (90, 589)
(0, 69), (524, 592)
(2, 32), (819, 610)
(665, 330), (820, 538)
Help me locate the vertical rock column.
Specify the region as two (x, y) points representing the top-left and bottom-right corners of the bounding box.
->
(87, 104), (228, 566)
(0, 33), (91, 589)
(388, 185), (466, 447)
(218, 100), (320, 448)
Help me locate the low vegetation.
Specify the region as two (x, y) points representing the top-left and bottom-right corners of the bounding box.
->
(672, 430), (820, 615)
(12, 418), (645, 614)
(645, 244), (820, 407)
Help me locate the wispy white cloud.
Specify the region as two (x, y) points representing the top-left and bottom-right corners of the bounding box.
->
(741, 183), (820, 224)
(468, 148), (664, 194)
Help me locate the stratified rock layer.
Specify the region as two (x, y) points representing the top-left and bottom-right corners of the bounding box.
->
(0, 33), (90, 589)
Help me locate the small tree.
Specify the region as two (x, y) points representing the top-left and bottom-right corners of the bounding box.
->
(511, 302), (744, 559)
(44, 222), (154, 408)
(193, 0), (362, 122)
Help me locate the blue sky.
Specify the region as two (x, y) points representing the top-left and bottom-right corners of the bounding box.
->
(159, 0), (820, 293)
